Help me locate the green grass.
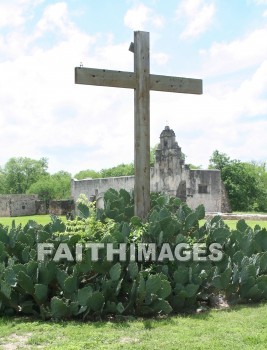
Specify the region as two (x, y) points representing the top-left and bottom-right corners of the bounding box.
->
(224, 219), (267, 229)
(0, 215), (66, 227)
(0, 216), (266, 231)
(198, 219), (267, 230)
(0, 304), (266, 349)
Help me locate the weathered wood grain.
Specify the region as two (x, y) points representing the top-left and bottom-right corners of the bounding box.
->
(134, 31), (150, 220)
(75, 67), (136, 89)
(75, 68), (202, 94)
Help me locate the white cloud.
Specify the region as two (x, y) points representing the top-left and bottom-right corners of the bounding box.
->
(0, 3), (25, 28)
(148, 44), (267, 168)
(0, 1), (137, 174)
(176, 0), (215, 39)
(152, 52), (169, 65)
(18, 0), (44, 5)
(200, 26), (267, 77)
(252, 0), (267, 4)
(0, 0), (44, 28)
(124, 3), (164, 30)
(0, 0), (266, 175)
(35, 2), (73, 37)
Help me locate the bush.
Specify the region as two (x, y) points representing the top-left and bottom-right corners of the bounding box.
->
(0, 189), (267, 320)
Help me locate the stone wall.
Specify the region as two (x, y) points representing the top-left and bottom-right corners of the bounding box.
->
(71, 126), (227, 213)
(0, 195), (75, 217)
(49, 200), (75, 216)
(71, 176), (135, 208)
(186, 170), (221, 212)
(36, 200), (48, 215)
(0, 194), (38, 217)
(0, 196), (10, 216)
(220, 181), (232, 213)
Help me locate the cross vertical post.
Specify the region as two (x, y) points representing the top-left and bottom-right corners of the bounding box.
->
(134, 31), (150, 220)
(74, 30), (202, 221)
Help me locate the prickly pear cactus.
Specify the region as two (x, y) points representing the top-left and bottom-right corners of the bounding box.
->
(1, 190), (267, 320)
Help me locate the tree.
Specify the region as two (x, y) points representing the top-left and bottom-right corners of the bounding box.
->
(101, 163), (134, 178)
(0, 167), (7, 194)
(74, 169), (101, 180)
(209, 150), (231, 171)
(3, 157), (48, 194)
(51, 171), (71, 199)
(27, 177), (56, 201)
(189, 164), (202, 170)
(209, 151), (267, 212)
(27, 171), (71, 201)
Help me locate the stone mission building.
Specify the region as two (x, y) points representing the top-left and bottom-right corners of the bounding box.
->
(71, 126), (229, 212)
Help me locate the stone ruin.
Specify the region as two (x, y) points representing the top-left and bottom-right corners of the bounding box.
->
(0, 194), (74, 217)
(0, 127), (231, 218)
(71, 126), (231, 213)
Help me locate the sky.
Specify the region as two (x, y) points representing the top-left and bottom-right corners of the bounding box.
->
(0, 0), (267, 176)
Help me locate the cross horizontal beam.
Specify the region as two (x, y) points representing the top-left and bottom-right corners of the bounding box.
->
(75, 67), (202, 95)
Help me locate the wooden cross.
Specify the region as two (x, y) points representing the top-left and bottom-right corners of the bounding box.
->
(75, 31), (202, 220)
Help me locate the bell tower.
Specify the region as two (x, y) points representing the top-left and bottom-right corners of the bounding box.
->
(151, 126), (184, 196)
(155, 126), (183, 167)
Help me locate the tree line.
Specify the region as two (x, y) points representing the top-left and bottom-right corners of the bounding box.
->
(209, 150), (267, 212)
(0, 157), (136, 202)
(0, 150), (266, 212)
(0, 158), (71, 201)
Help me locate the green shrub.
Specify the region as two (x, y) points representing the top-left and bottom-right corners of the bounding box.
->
(0, 189), (267, 320)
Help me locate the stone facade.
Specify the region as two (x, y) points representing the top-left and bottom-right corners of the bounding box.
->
(49, 200), (75, 216)
(71, 176), (135, 209)
(0, 195), (75, 217)
(72, 126), (229, 213)
(220, 182), (232, 213)
(0, 194), (39, 217)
